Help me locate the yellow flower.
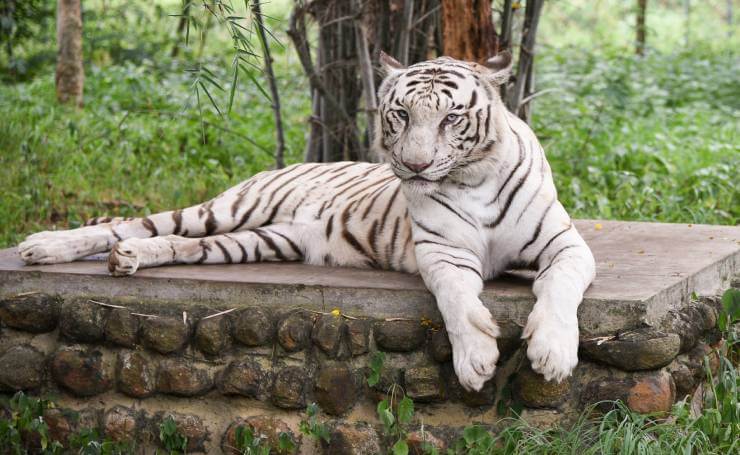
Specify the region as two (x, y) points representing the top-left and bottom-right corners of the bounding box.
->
(594, 223), (603, 231)
(330, 308), (341, 317)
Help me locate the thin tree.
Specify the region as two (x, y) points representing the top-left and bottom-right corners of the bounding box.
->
(55, 0), (84, 106)
(636, 0), (647, 55)
(507, 0), (544, 121)
(251, 0), (285, 169)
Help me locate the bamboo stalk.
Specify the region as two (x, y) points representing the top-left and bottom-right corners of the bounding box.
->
(251, 0), (285, 169)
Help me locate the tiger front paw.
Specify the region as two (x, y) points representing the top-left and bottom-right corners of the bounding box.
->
(522, 304), (579, 382)
(448, 304), (501, 392)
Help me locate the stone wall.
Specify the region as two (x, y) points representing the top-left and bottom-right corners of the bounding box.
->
(0, 290), (727, 453)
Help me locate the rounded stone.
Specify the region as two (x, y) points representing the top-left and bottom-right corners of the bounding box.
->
(277, 312), (313, 352)
(430, 329), (452, 363)
(59, 298), (108, 342)
(315, 364), (357, 415)
(514, 365), (570, 408)
(105, 308), (139, 348)
(157, 359), (214, 397)
(116, 350), (156, 398)
(271, 366), (308, 409)
(195, 315), (231, 356)
(159, 412), (208, 453)
(580, 328), (681, 371)
(346, 319), (370, 356)
(222, 416), (295, 455)
(51, 347), (112, 397)
(312, 314), (344, 356)
(668, 359), (697, 399)
(461, 377), (496, 407)
(404, 365), (444, 402)
(407, 430), (446, 454)
(584, 371), (676, 414)
(233, 308), (275, 346)
(374, 320), (426, 352)
(43, 407), (101, 447)
(0, 293), (60, 333)
(217, 358), (269, 399)
(140, 317), (190, 354)
(626, 371), (676, 414)
(669, 342), (716, 398)
(671, 302), (718, 353)
(44, 408), (77, 447)
(103, 406), (139, 442)
(322, 422), (381, 455)
(0, 345), (46, 391)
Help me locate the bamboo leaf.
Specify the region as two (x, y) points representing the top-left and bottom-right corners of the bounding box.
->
(198, 80), (223, 116)
(200, 72), (225, 92)
(240, 66), (271, 101)
(228, 59), (239, 114)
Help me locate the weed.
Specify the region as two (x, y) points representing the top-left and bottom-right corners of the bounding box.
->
(0, 392), (60, 454)
(158, 415), (188, 454)
(298, 403), (330, 444)
(233, 426), (269, 455)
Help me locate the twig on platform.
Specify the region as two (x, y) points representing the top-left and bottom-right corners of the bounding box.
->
(131, 312), (160, 319)
(12, 291), (42, 298)
(88, 299), (127, 309)
(202, 308), (237, 319)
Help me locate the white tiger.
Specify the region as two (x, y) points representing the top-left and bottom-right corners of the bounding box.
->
(17, 51), (595, 391)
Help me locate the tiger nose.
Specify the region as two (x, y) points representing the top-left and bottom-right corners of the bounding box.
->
(402, 160), (433, 173)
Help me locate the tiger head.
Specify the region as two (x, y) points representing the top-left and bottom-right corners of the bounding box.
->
(375, 52), (513, 193)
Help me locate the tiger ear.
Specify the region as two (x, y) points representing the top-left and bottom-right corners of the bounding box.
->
(378, 51), (405, 77)
(484, 50), (513, 86)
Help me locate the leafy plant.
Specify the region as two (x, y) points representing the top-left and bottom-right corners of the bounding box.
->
(158, 416), (188, 454)
(298, 403), (330, 443)
(367, 351), (386, 387)
(277, 431), (297, 453)
(449, 425), (495, 455)
(233, 426), (269, 455)
(366, 351), (416, 455)
(718, 288), (740, 333)
(0, 392), (61, 454)
(70, 428), (132, 455)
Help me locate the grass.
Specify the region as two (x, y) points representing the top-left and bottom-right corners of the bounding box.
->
(534, 49), (739, 224)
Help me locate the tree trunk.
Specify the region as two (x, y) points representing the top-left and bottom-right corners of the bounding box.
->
(289, 0), (550, 162)
(171, 1), (191, 58)
(56, 0), (84, 107)
(636, 0), (647, 55)
(440, 0), (497, 62)
(507, 0), (544, 122)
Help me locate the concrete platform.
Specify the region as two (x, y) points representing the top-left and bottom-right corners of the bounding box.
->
(0, 220), (738, 336)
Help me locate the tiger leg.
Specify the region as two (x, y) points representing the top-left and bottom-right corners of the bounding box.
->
(415, 243), (499, 392)
(18, 179), (267, 265)
(522, 228), (595, 382)
(107, 224), (305, 276)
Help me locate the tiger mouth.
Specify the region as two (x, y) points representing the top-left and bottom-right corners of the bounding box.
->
(403, 175), (445, 184)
